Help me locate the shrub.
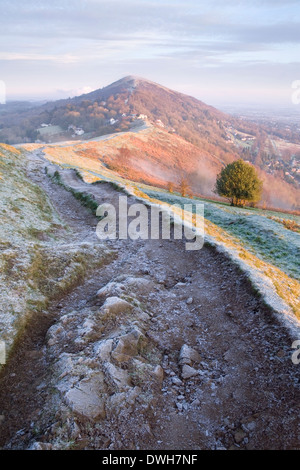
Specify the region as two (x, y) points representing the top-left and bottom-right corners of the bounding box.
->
(215, 159), (263, 206)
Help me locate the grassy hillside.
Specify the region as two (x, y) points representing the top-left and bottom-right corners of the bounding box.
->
(22, 121), (300, 211)
(27, 126), (225, 196)
(144, 190), (300, 280)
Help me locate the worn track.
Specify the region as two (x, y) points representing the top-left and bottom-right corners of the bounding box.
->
(0, 150), (299, 450)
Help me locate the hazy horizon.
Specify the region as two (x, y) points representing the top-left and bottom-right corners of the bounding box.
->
(4, 79), (300, 118)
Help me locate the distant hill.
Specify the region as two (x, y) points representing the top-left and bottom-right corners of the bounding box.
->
(0, 76), (243, 157)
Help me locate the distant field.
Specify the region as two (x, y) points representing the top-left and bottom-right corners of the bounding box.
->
(37, 125), (63, 136)
(267, 137), (300, 157)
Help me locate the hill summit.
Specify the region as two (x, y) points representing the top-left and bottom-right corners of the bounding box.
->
(0, 75), (235, 162)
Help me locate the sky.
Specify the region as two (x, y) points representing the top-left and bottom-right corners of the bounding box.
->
(1, 0), (300, 108)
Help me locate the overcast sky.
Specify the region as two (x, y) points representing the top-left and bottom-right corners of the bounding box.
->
(1, 0), (300, 108)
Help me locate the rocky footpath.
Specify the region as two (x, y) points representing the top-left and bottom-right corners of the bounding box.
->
(24, 275), (165, 449)
(0, 149), (299, 450)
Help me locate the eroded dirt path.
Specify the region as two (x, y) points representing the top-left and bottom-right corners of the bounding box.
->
(0, 149), (299, 450)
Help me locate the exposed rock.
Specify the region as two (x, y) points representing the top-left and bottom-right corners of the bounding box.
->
(152, 365), (164, 383)
(136, 309), (151, 322)
(69, 420), (81, 440)
(65, 374), (106, 420)
(244, 420), (256, 432)
(55, 354), (90, 394)
(111, 328), (144, 362)
(106, 387), (141, 415)
(47, 323), (65, 347)
(191, 398), (200, 407)
(76, 317), (97, 343)
(171, 376), (183, 386)
(181, 364), (198, 379)
(179, 344), (201, 366)
(96, 282), (123, 299)
(29, 442), (53, 450)
(104, 362), (132, 391)
(94, 339), (114, 361)
(234, 429), (247, 444)
(123, 277), (154, 295)
(176, 402), (183, 412)
(101, 296), (133, 317)
(186, 297), (193, 305)
(131, 360), (164, 388)
(96, 277), (153, 302)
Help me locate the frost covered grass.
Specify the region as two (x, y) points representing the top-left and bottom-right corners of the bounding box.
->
(143, 190), (300, 282)
(0, 145), (111, 363)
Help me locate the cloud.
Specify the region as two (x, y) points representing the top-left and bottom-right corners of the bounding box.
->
(232, 22), (300, 44)
(0, 52), (79, 63)
(56, 86), (95, 97)
(1, 0), (299, 104)
(1, 1), (298, 43)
